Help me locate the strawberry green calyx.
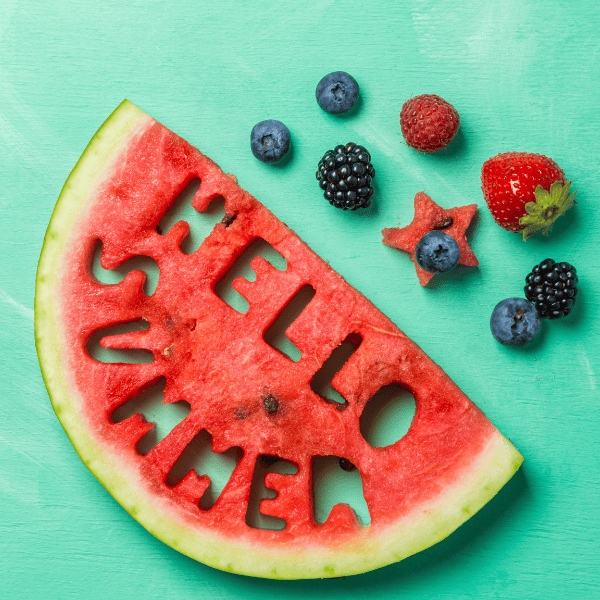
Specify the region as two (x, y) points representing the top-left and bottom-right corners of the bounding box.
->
(519, 181), (577, 240)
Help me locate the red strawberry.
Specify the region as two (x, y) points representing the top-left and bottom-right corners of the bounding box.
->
(481, 152), (576, 240)
(400, 94), (460, 153)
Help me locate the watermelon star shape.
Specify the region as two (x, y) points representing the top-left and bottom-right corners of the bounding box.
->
(36, 101), (520, 579)
(382, 192), (479, 286)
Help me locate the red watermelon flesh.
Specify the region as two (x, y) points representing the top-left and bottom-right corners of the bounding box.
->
(382, 192), (479, 286)
(35, 100), (522, 579)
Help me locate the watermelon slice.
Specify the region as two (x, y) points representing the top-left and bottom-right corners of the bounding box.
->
(35, 100), (522, 579)
(382, 192), (479, 286)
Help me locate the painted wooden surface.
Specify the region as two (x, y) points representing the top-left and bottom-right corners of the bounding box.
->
(1, 0), (599, 598)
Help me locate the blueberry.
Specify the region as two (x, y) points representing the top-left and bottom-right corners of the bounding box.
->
(250, 120), (291, 164)
(316, 72), (359, 114)
(490, 298), (541, 347)
(414, 231), (460, 274)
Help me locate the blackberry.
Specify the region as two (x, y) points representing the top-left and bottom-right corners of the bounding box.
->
(524, 258), (578, 319)
(316, 143), (375, 210)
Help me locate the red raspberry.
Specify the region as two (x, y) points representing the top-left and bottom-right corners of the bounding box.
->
(400, 94), (460, 153)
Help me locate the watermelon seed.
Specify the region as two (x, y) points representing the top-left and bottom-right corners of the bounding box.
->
(433, 217), (453, 230)
(234, 405), (259, 420)
(234, 407), (250, 419)
(221, 213), (237, 227)
(260, 455), (280, 467)
(262, 394), (280, 415)
(338, 457), (356, 471)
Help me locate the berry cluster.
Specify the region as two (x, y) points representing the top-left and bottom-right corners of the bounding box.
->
(524, 259), (578, 319)
(250, 70), (581, 354)
(491, 258), (579, 346)
(316, 143), (375, 210)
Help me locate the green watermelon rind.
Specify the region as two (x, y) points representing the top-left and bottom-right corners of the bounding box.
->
(35, 100), (523, 579)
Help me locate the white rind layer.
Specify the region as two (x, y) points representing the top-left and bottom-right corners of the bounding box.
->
(35, 100), (523, 579)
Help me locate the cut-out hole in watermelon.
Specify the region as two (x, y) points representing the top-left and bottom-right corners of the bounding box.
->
(309, 333), (362, 409)
(263, 284), (316, 361)
(360, 382), (417, 448)
(246, 455), (298, 531)
(156, 178), (226, 255)
(214, 238), (287, 313)
(166, 429), (242, 510)
(87, 319), (154, 364)
(313, 455), (371, 526)
(91, 239), (160, 296)
(35, 100), (523, 579)
(111, 378), (191, 456)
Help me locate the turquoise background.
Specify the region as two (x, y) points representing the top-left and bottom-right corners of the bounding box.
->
(2, 0), (599, 598)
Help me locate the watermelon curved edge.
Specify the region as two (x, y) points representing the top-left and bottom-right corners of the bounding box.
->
(35, 100), (523, 579)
